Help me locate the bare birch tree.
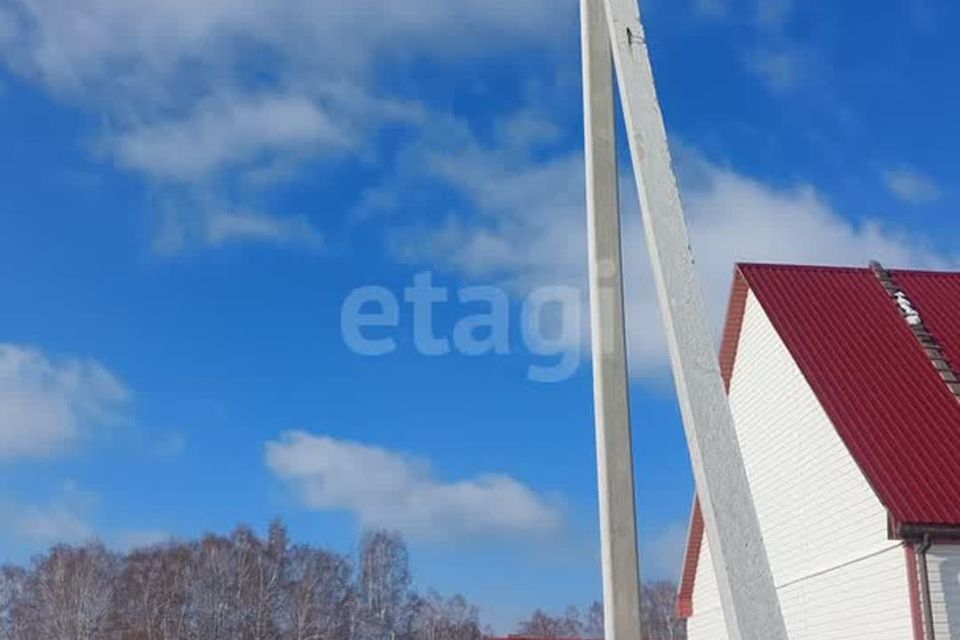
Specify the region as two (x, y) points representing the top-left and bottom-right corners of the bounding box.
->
(517, 587), (686, 640)
(282, 545), (353, 640)
(0, 523), (487, 640)
(407, 592), (482, 640)
(17, 544), (117, 640)
(0, 566), (26, 640)
(641, 582), (685, 640)
(358, 531), (411, 640)
(113, 542), (193, 640)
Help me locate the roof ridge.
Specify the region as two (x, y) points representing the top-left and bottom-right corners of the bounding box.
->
(738, 262), (868, 273)
(738, 262), (960, 277)
(870, 261), (960, 401)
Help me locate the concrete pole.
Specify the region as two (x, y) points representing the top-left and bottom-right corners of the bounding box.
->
(581, 1), (644, 639)
(599, 0), (789, 638)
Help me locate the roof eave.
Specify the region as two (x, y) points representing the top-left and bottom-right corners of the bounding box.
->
(897, 521), (960, 542)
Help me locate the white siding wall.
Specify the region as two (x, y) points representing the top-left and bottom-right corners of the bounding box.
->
(688, 291), (914, 639)
(926, 544), (960, 638)
(687, 529), (729, 639)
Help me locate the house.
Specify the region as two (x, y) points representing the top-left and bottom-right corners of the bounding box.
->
(678, 263), (960, 640)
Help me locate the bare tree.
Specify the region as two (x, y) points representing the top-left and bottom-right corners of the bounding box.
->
(357, 531), (411, 640)
(113, 542), (193, 640)
(230, 524), (290, 640)
(282, 545), (354, 640)
(0, 566), (26, 640)
(0, 523), (489, 640)
(641, 582), (685, 640)
(257, 520), (288, 640)
(408, 592), (481, 640)
(188, 534), (239, 640)
(583, 601), (604, 638)
(516, 609), (576, 638)
(17, 544), (117, 640)
(518, 588), (685, 640)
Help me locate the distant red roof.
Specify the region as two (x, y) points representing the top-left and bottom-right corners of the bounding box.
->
(486, 637), (601, 640)
(677, 263), (960, 619)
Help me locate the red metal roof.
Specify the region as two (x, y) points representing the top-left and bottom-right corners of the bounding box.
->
(677, 263), (960, 619)
(485, 637), (600, 640)
(896, 271), (960, 390)
(742, 263), (960, 527)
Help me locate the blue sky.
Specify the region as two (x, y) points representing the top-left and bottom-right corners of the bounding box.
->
(0, 0), (957, 631)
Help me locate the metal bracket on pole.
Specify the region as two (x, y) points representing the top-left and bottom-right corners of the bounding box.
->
(581, 0), (789, 638)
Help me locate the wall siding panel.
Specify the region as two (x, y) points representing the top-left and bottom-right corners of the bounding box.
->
(688, 529), (729, 640)
(687, 291), (913, 639)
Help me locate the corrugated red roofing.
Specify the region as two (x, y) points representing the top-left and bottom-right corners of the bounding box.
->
(896, 271), (960, 388)
(677, 263), (960, 619)
(741, 264), (960, 528)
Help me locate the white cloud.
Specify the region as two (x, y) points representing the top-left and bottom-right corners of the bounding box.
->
(205, 211), (323, 249)
(0, 0), (566, 177)
(3, 483), (169, 551)
(0, 344), (130, 460)
(693, 0), (793, 25)
(694, 0), (729, 19)
(755, 0), (794, 29)
(692, 0), (816, 96)
(883, 166), (943, 204)
(11, 482), (98, 544)
(265, 431), (563, 540)
(113, 529), (171, 552)
(382, 115), (957, 377)
(0, 0), (567, 95)
(151, 195), (326, 255)
(0, 0), (571, 254)
(494, 109), (563, 153)
(743, 47), (805, 93)
(113, 94), (351, 182)
(17, 502), (95, 543)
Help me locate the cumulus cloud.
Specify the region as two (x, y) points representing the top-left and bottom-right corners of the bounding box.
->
(206, 211), (323, 248)
(154, 204), (325, 255)
(883, 166), (943, 204)
(693, 0), (794, 26)
(265, 431), (562, 540)
(743, 47), (806, 94)
(16, 486), (96, 544)
(0, 0), (571, 253)
(0, 344), (130, 460)
(381, 114), (957, 377)
(2, 482), (169, 551)
(0, 0), (566, 176)
(694, 0), (730, 19)
(0, 0), (567, 94)
(692, 0), (820, 97)
(112, 94), (352, 182)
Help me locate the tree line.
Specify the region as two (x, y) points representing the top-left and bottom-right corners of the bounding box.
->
(0, 522), (684, 640)
(514, 581), (685, 640)
(0, 524), (480, 640)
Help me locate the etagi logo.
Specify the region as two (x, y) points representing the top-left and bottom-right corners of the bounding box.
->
(341, 272), (582, 383)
